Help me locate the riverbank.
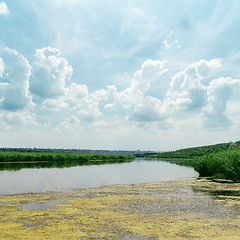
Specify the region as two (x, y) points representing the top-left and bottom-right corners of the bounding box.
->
(0, 178), (239, 239)
(0, 151), (135, 171)
(145, 141), (240, 182)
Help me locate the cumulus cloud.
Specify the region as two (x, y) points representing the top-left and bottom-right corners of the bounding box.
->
(201, 77), (240, 127)
(163, 59), (240, 128)
(0, 111), (48, 131)
(64, 83), (109, 121)
(1, 48), (238, 132)
(40, 76), (113, 122)
(116, 81), (143, 109)
(0, 2), (9, 15)
(113, 60), (162, 111)
(134, 59), (168, 91)
(166, 59), (221, 111)
(0, 48), (33, 111)
(113, 59), (169, 123)
(42, 98), (69, 111)
(110, 59), (167, 112)
(29, 53), (170, 125)
(128, 96), (166, 122)
(56, 115), (81, 131)
(53, 83), (112, 131)
(30, 47), (73, 99)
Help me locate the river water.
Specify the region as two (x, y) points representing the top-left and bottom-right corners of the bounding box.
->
(0, 158), (198, 195)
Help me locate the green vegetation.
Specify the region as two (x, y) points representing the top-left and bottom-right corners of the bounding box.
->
(193, 148), (240, 182)
(0, 151), (135, 162)
(145, 141), (240, 182)
(0, 151), (135, 171)
(148, 141), (240, 159)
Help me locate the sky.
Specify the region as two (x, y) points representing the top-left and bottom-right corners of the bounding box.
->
(0, 0), (240, 151)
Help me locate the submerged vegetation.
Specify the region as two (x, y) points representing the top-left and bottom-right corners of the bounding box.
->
(0, 179), (239, 239)
(0, 151), (135, 171)
(146, 141), (240, 182)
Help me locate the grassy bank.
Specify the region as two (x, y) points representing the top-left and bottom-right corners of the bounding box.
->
(0, 151), (135, 171)
(146, 141), (240, 182)
(148, 141), (240, 159)
(0, 151), (135, 162)
(193, 148), (240, 182)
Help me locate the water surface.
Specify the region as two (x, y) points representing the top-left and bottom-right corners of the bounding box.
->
(0, 158), (198, 195)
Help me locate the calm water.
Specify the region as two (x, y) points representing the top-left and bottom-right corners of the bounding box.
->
(0, 158), (198, 195)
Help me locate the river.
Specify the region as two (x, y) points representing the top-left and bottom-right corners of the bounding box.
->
(0, 158), (198, 195)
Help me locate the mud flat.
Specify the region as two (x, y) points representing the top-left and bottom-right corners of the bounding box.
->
(0, 178), (239, 239)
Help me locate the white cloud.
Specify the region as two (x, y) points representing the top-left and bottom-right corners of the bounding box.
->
(0, 2), (9, 15)
(41, 80), (113, 122)
(162, 39), (181, 50)
(116, 81), (143, 109)
(162, 40), (171, 49)
(42, 98), (69, 111)
(128, 96), (167, 122)
(113, 59), (169, 123)
(163, 59), (240, 128)
(195, 59), (222, 74)
(64, 83), (109, 121)
(30, 47), (73, 99)
(116, 59), (168, 108)
(0, 112), (26, 126)
(201, 77), (240, 127)
(89, 120), (108, 129)
(162, 30), (181, 50)
(104, 103), (116, 110)
(0, 111), (47, 130)
(1, 45), (239, 139)
(56, 115), (81, 131)
(134, 59), (168, 91)
(166, 59), (222, 111)
(0, 48), (33, 111)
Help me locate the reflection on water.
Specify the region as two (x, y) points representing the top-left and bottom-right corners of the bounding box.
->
(0, 158), (198, 195)
(0, 159), (133, 171)
(20, 200), (63, 211)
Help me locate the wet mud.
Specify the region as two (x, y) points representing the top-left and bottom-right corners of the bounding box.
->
(0, 178), (239, 239)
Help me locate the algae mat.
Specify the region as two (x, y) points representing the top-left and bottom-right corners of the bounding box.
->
(0, 179), (239, 239)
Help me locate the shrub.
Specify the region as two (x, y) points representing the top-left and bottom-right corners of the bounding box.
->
(193, 148), (240, 181)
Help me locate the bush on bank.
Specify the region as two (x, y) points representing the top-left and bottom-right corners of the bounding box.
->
(193, 148), (240, 182)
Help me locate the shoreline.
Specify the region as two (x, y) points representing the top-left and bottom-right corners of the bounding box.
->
(0, 178), (239, 239)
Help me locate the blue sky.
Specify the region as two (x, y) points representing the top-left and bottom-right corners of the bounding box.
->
(0, 0), (240, 150)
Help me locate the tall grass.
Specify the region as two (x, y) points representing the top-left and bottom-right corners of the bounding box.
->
(193, 148), (240, 181)
(0, 151), (135, 163)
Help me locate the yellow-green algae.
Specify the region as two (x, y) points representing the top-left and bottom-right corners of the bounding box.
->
(0, 179), (239, 239)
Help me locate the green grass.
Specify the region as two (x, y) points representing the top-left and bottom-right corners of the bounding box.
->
(0, 151), (135, 162)
(148, 142), (240, 159)
(193, 148), (240, 182)
(0, 151), (135, 171)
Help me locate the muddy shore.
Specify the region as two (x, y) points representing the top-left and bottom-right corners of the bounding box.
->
(0, 178), (239, 239)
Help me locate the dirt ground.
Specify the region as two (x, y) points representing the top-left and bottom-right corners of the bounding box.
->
(0, 178), (239, 239)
